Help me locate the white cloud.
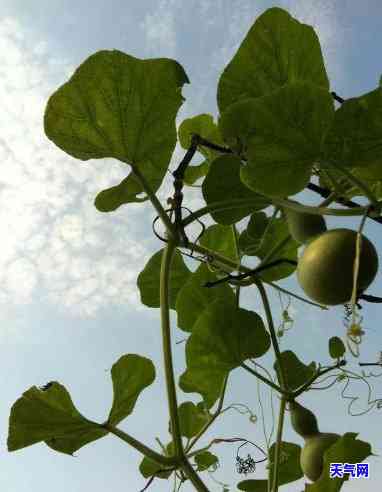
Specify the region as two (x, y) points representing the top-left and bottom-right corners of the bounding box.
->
(139, 0), (177, 57)
(0, 15), (177, 323)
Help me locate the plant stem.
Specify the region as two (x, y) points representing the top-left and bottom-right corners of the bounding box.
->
(160, 240), (183, 456)
(253, 278), (288, 492)
(241, 363), (291, 397)
(269, 197), (371, 217)
(160, 239), (210, 492)
(271, 397), (287, 492)
(131, 164), (178, 241)
(101, 423), (177, 466)
(181, 198), (372, 231)
(254, 280), (287, 390)
(185, 376), (228, 455)
(293, 360), (347, 398)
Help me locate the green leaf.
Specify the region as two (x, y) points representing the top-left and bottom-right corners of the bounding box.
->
(239, 212), (299, 281)
(139, 457), (173, 479)
(322, 86), (382, 171)
(268, 441), (303, 485)
(274, 351), (316, 391)
(139, 445), (174, 480)
(328, 337), (346, 359)
(175, 262), (236, 332)
(7, 382), (108, 456)
(184, 160), (210, 185)
(94, 174), (148, 212)
(217, 7), (329, 113)
(306, 433), (372, 492)
(197, 224), (240, 273)
(202, 154), (270, 225)
(219, 82), (334, 197)
(318, 163), (382, 201)
(178, 113), (225, 172)
(137, 248), (192, 309)
(179, 368), (227, 411)
(107, 354), (155, 427)
(44, 49), (189, 208)
(194, 451), (219, 471)
(180, 299), (270, 408)
(168, 401), (210, 439)
(139, 440), (176, 479)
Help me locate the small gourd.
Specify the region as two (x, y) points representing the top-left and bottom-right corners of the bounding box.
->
(283, 204), (327, 244)
(289, 400), (340, 482)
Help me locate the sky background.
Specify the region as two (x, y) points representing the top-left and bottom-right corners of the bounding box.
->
(1, 1), (382, 491)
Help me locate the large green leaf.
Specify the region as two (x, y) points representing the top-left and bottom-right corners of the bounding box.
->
(202, 154), (270, 225)
(7, 382), (107, 455)
(44, 49), (189, 209)
(217, 7), (329, 113)
(137, 248), (192, 309)
(7, 354), (156, 456)
(219, 82), (334, 197)
(181, 299), (270, 407)
(176, 262), (236, 332)
(322, 86), (382, 171)
(306, 433), (372, 492)
(107, 354), (155, 427)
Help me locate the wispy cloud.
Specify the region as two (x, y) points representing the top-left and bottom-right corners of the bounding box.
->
(0, 15), (185, 322)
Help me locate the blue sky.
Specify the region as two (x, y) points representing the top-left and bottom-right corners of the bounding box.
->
(1, 1), (382, 491)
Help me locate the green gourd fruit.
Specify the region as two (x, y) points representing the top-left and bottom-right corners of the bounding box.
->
(283, 204), (327, 244)
(297, 228), (378, 305)
(289, 400), (340, 482)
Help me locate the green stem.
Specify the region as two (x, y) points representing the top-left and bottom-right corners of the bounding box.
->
(269, 197), (371, 217)
(131, 164), (178, 241)
(271, 397), (287, 492)
(181, 199), (372, 231)
(160, 240), (210, 492)
(185, 376), (228, 455)
(241, 363), (291, 397)
(253, 280), (287, 390)
(180, 456), (210, 491)
(231, 224), (242, 308)
(252, 279), (288, 492)
(293, 360), (347, 399)
(160, 240), (183, 456)
(101, 423), (177, 467)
